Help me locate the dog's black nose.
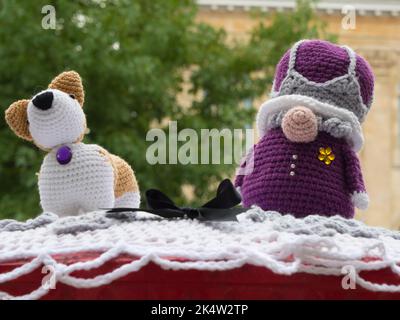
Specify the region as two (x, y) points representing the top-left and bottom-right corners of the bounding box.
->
(32, 91), (53, 110)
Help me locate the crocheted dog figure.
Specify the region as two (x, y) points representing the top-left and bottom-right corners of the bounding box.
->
(5, 71), (140, 216)
(235, 40), (374, 219)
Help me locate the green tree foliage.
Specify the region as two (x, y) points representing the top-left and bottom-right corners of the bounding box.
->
(0, 0), (333, 219)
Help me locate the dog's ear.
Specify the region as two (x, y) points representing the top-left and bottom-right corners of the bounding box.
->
(5, 99), (32, 141)
(48, 71), (85, 107)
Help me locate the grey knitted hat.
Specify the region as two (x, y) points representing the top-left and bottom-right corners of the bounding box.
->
(272, 39), (375, 122)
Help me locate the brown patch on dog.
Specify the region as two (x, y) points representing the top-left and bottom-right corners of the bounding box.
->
(48, 71), (85, 107)
(98, 148), (139, 198)
(5, 99), (32, 141)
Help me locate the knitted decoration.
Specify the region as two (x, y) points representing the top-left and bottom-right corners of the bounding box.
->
(49, 71), (85, 106)
(2, 208), (400, 299)
(5, 99), (32, 141)
(268, 111), (354, 140)
(235, 40), (374, 219)
(272, 39), (374, 122)
(4, 71), (140, 216)
(281, 106), (318, 143)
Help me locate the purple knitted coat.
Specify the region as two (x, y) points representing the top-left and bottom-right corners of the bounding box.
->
(235, 128), (365, 218)
(235, 40), (374, 218)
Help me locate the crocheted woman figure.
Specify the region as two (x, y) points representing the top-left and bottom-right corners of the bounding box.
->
(235, 40), (374, 218)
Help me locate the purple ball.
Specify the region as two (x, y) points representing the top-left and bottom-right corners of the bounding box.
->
(56, 146), (72, 165)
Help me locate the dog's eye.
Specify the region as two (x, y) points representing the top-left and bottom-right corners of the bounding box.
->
(69, 94), (76, 99)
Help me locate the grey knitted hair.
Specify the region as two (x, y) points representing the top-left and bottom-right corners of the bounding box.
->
(267, 110), (353, 139)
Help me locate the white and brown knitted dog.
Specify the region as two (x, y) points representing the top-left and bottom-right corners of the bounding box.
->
(5, 71), (140, 216)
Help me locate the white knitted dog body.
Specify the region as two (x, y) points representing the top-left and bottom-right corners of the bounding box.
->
(39, 143), (115, 216)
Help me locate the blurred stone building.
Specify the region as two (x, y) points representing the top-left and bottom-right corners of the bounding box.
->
(197, 0), (400, 229)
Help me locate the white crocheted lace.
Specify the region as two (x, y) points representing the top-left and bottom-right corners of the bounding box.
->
(1, 208), (400, 300)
